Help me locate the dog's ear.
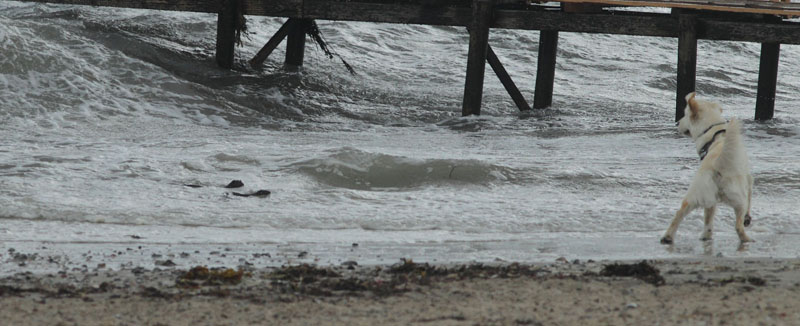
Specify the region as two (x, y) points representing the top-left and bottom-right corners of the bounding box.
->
(685, 92), (699, 119)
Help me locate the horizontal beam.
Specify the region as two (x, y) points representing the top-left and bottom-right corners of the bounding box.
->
(17, 0), (800, 44)
(19, 0), (303, 16)
(301, 2), (800, 45)
(494, 10), (678, 38)
(304, 0), (472, 26)
(20, 0), (223, 13)
(558, 0), (800, 17)
(700, 20), (800, 44)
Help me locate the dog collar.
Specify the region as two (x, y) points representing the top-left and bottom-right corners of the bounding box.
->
(698, 129), (727, 160)
(699, 122), (727, 137)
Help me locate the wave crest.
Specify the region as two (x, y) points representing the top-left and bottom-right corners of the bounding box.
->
(292, 147), (515, 190)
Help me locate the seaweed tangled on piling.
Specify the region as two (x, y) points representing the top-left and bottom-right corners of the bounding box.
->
(234, 0), (249, 46)
(306, 21), (356, 75)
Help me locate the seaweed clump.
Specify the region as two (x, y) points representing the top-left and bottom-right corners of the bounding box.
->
(716, 276), (767, 287)
(390, 258), (541, 280)
(306, 21), (356, 75)
(177, 266), (246, 288)
(600, 260), (665, 286)
(266, 264), (404, 297)
(268, 264), (340, 283)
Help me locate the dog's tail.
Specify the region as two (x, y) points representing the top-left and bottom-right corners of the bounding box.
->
(714, 119), (749, 172)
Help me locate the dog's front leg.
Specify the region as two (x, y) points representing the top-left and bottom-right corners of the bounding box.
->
(734, 206), (753, 243)
(700, 206), (716, 241)
(661, 199), (696, 244)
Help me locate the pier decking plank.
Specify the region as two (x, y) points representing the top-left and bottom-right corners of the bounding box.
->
(559, 0), (800, 16)
(21, 1), (800, 44)
(20, 0), (800, 19)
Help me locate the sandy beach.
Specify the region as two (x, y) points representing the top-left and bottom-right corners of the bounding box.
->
(2, 254), (800, 326)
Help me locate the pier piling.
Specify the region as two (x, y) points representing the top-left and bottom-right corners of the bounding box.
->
(462, 0), (494, 116)
(534, 30), (559, 109)
(675, 13), (697, 121)
(755, 42), (780, 120)
(215, 0), (240, 69)
(286, 19), (312, 67)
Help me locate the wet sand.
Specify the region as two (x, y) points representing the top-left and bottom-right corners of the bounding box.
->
(2, 256), (800, 325)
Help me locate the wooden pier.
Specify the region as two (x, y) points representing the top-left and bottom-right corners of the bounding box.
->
(19, 0), (800, 120)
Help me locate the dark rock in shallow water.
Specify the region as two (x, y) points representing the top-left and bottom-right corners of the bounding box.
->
(225, 180), (244, 188)
(252, 190), (271, 197)
(184, 184), (202, 188)
(232, 190), (271, 198)
(155, 260), (177, 267)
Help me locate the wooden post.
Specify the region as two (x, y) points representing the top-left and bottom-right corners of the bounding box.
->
(755, 42), (780, 121)
(676, 14), (697, 121)
(249, 19), (297, 68)
(462, 0), (493, 116)
(286, 19), (312, 67)
(486, 45), (531, 111)
(215, 0), (239, 69)
(533, 30), (558, 109)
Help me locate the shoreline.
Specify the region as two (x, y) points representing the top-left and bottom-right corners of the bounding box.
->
(1, 218), (793, 277)
(2, 257), (800, 325)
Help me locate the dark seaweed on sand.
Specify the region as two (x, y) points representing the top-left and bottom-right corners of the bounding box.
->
(177, 266), (246, 287)
(600, 260), (665, 286)
(268, 264), (340, 283)
(390, 259), (541, 279)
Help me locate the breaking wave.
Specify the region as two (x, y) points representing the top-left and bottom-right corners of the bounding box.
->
(291, 147), (516, 190)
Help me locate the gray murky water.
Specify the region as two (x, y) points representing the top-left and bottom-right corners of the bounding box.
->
(2, 2), (800, 270)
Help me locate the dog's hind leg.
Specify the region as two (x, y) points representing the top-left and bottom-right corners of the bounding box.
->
(735, 205), (753, 243)
(744, 175), (754, 227)
(700, 205), (716, 241)
(661, 199), (697, 244)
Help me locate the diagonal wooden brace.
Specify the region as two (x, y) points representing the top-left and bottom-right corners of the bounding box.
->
(487, 45), (531, 111)
(249, 18), (300, 68)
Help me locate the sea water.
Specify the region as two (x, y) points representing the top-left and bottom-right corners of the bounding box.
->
(2, 2), (800, 270)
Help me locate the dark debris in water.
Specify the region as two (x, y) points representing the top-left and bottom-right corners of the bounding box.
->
(231, 190), (271, 198)
(600, 260), (665, 286)
(225, 180), (244, 188)
(155, 260), (177, 267)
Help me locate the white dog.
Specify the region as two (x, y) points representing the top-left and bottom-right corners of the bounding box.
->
(661, 92), (754, 244)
